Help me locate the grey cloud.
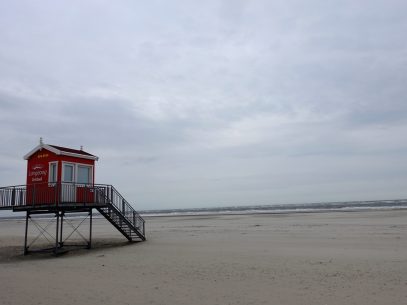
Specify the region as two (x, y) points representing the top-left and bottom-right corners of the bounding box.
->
(1, 0), (407, 209)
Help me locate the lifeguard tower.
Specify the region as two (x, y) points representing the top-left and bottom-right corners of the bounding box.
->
(0, 139), (145, 254)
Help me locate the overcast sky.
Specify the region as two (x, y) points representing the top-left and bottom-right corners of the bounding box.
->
(1, 0), (407, 210)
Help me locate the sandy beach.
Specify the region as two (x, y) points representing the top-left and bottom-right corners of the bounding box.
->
(0, 210), (406, 305)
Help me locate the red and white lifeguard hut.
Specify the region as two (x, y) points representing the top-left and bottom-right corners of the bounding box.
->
(24, 138), (98, 205)
(0, 138), (145, 255)
(24, 137), (98, 186)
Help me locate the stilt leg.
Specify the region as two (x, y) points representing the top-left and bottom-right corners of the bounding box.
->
(88, 209), (92, 249)
(24, 211), (29, 255)
(59, 211), (64, 247)
(54, 211), (59, 255)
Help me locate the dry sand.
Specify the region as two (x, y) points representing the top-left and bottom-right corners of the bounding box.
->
(0, 210), (406, 305)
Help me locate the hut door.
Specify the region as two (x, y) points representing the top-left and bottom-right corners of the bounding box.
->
(61, 163), (76, 202)
(76, 165), (93, 203)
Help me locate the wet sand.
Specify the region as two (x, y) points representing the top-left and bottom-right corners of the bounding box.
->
(0, 210), (406, 305)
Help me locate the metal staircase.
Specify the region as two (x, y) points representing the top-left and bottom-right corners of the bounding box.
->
(95, 185), (145, 241)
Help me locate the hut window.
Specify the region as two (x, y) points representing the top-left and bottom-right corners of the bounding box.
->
(63, 163), (75, 182)
(77, 165), (91, 184)
(49, 162), (57, 183)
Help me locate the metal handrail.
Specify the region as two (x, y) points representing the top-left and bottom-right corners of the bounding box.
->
(94, 184), (145, 236)
(0, 182), (103, 208)
(1, 184), (143, 217)
(0, 185), (27, 209)
(0, 182), (145, 240)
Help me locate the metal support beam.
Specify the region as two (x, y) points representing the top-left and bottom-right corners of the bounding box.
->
(22, 209), (94, 255)
(24, 211), (29, 255)
(59, 211), (64, 247)
(54, 211), (59, 255)
(88, 208), (92, 249)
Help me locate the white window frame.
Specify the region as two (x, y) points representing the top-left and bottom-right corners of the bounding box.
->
(61, 162), (93, 186)
(62, 162), (75, 183)
(48, 161), (58, 185)
(76, 164), (93, 186)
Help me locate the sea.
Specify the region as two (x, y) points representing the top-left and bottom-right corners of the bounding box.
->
(1, 199), (407, 219)
(139, 199), (407, 217)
